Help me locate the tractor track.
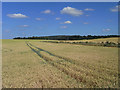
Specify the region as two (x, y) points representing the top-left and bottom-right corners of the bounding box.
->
(25, 41), (117, 87)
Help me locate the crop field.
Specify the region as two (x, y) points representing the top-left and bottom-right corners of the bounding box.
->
(62, 37), (119, 44)
(2, 39), (118, 88)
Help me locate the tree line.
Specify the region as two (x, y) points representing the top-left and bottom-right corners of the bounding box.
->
(13, 35), (120, 40)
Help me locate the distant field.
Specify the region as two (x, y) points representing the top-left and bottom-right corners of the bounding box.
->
(2, 39), (118, 88)
(62, 37), (119, 44)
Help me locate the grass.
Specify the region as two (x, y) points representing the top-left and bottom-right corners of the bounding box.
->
(2, 39), (118, 88)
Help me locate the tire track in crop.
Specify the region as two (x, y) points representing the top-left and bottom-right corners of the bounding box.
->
(32, 42), (117, 73)
(26, 42), (117, 87)
(26, 42), (98, 87)
(37, 42), (118, 78)
(29, 42), (117, 77)
(41, 42), (117, 70)
(28, 43), (75, 64)
(28, 42), (117, 86)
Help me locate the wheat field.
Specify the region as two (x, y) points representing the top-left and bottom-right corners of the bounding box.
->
(2, 38), (118, 88)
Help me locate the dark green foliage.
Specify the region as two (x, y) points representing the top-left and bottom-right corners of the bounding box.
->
(13, 35), (120, 40)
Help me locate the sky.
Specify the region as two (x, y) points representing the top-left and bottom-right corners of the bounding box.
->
(2, 2), (118, 39)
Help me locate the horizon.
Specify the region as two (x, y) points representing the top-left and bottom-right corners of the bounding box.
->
(2, 2), (118, 39)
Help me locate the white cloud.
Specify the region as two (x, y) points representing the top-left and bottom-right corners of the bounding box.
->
(7, 13), (28, 18)
(20, 25), (29, 27)
(110, 7), (118, 12)
(41, 10), (51, 14)
(61, 26), (67, 29)
(83, 22), (88, 24)
(84, 8), (95, 11)
(110, 5), (120, 12)
(103, 28), (111, 32)
(35, 18), (42, 20)
(64, 21), (72, 24)
(86, 15), (90, 16)
(61, 6), (83, 16)
(56, 17), (61, 20)
(116, 6), (118, 8)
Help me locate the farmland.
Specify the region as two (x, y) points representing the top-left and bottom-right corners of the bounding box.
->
(2, 38), (118, 88)
(41, 37), (119, 48)
(63, 37), (119, 43)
